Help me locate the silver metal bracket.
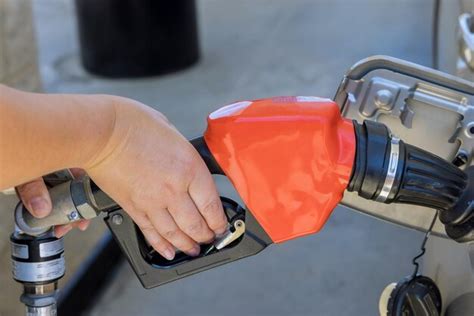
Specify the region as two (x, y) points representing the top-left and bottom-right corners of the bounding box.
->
(336, 56), (474, 238)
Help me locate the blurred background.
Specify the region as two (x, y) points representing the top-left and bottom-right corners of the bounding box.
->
(0, 0), (472, 315)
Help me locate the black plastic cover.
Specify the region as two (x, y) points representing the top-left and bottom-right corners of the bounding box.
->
(104, 197), (272, 288)
(386, 275), (442, 316)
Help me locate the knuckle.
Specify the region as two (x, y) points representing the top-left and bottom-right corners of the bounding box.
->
(201, 199), (225, 226)
(161, 182), (176, 197)
(204, 199), (221, 214)
(202, 198), (221, 215)
(187, 221), (204, 234)
(16, 181), (48, 203)
(177, 160), (196, 180)
(164, 150), (199, 188)
(128, 210), (150, 227)
(163, 229), (178, 240)
(16, 183), (35, 196)
(140, 224), (155, 234)
(129, 190), (155, 210)
(178, 149), (199, 175)
(150, 240), (166, 252)
(138, 222), (155, 235)
(129, 190), (153, 207)
(185, 221), (209, 241)
(139, 228), (164, 250)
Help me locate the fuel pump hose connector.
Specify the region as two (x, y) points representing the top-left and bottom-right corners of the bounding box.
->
(348, 120), (467, 211)
(348, 120), (470, 239)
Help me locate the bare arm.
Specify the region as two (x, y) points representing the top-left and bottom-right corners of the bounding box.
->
(0, 84), (115, 188)
(0, 84), (227, 260)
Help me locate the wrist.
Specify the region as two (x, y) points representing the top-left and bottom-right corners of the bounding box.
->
(0, 86), (122, 188)
(77, 95), (125, 171)
(83, 96), (170, 177)
(81, 96), (141, 172)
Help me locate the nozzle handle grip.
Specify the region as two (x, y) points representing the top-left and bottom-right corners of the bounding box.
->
(14, 178), (109, 235)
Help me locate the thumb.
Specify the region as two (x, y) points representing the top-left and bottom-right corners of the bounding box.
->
(16, 178), (52, 218)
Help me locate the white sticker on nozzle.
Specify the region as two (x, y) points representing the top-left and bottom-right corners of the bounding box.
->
(296, 96), (331, 102)
(209, 101), (252, 119)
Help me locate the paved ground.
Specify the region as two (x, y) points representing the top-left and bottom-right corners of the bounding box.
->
(12, 0), (434, 315)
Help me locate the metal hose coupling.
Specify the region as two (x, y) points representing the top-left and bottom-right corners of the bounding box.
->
(347, 120), (473, 242)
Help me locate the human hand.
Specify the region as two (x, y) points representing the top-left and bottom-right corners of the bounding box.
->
(83, 97), (227, 260)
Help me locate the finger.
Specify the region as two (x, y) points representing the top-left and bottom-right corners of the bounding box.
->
(148, 208), (201, 256)
(54, 224), (73, 238)
(126, 211), (176, 260)
(70, 168), (86, 179)
(54, 220), (89, 238)
(188, 165), (227, 235)
(76, 219), (90, 231)
(16, 178), (52, 218)
(167, 193), (215, 244)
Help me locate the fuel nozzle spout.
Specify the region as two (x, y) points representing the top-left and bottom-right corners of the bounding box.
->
(348, 120), (473, 242)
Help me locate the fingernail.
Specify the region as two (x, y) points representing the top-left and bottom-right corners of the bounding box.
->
(163, 248), (175, 261)
(29, 197), (50, 218)
(187, 246), (201, 257)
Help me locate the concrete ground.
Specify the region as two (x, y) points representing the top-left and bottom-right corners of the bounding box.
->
(28, 0), (433, 315)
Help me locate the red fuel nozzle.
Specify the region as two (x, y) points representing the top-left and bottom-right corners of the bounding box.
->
(203, 97), (470, 243)
(203, 97), (356, 243)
